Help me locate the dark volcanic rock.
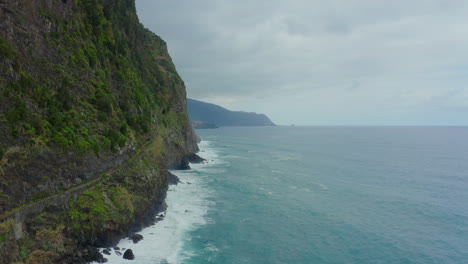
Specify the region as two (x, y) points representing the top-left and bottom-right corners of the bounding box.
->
(186, 153), (205, 164)
(167, 172), (180, 185)
(80, 246), (105, 263)
(131, 234), (144, 244)
(95, 230), (123, 248)
(171, 159), (191, 170)
(123, 249), (135, 260)
(170, 153), (204, 170)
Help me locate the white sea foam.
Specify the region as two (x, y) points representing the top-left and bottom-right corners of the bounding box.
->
(311, 182), (329, 190)
(92, 140), (217, 264)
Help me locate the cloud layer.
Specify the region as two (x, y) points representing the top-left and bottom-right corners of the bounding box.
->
(136, 0), (468, 125)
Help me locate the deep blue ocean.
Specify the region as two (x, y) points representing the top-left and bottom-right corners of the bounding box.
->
(102, 126), (468, 264)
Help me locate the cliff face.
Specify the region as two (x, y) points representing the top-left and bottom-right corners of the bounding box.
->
(187, 98), (275, 127)
(0, 0), (198, 263)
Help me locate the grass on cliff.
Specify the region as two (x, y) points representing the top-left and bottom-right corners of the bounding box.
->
(0, 219), (13, 242)
(0, 38), (18, 59)
(68, 185), (134, 234)
(26, 250), (56, 264)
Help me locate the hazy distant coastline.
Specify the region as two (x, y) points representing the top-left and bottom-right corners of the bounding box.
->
(187, 98), (275, 127)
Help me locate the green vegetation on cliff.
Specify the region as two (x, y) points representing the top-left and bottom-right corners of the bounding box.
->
(0, 0), (197, 211)
(0, 0), (198, 263)
(0, 0), (183, 154)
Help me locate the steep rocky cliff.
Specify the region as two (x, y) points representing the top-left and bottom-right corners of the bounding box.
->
(0, 0), (199, 263)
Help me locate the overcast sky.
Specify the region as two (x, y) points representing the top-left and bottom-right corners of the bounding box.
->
(136, 0), (468, 125)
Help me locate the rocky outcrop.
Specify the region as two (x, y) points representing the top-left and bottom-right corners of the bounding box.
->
(123, 249), (135, 260)
(167, 172), (180, 185)
(130, 234), (143, 244)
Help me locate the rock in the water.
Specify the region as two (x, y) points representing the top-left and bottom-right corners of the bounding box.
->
(123, 249), (135, 260)
(102, 248), (111, 255)
(131, 234), (144, 244)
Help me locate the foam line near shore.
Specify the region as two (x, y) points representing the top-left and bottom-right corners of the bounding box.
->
(93, 141), (218, 264)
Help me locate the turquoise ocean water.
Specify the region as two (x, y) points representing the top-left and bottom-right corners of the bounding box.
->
(102, 126), (468, 264)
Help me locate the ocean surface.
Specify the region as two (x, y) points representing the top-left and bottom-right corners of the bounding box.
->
(101, 126), (468, 264)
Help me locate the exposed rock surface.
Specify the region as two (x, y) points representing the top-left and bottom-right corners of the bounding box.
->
(167, 172), (180, 185)
(123, 249), (135, 260)
(131, 234), (143, 244)
(186, 152), (206, 164)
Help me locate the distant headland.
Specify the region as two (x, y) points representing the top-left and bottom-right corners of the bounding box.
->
(187, 98), (275, 128)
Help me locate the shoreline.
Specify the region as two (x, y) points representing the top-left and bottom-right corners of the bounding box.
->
(92, 141), (213, 263)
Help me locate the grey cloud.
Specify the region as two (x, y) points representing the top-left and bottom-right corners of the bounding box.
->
(136, 0), (468, 125)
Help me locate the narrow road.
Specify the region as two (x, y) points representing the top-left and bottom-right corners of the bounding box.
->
(0, 140), (152, 221)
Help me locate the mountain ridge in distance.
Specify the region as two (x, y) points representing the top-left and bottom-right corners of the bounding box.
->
(187, 98), (275, 127)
